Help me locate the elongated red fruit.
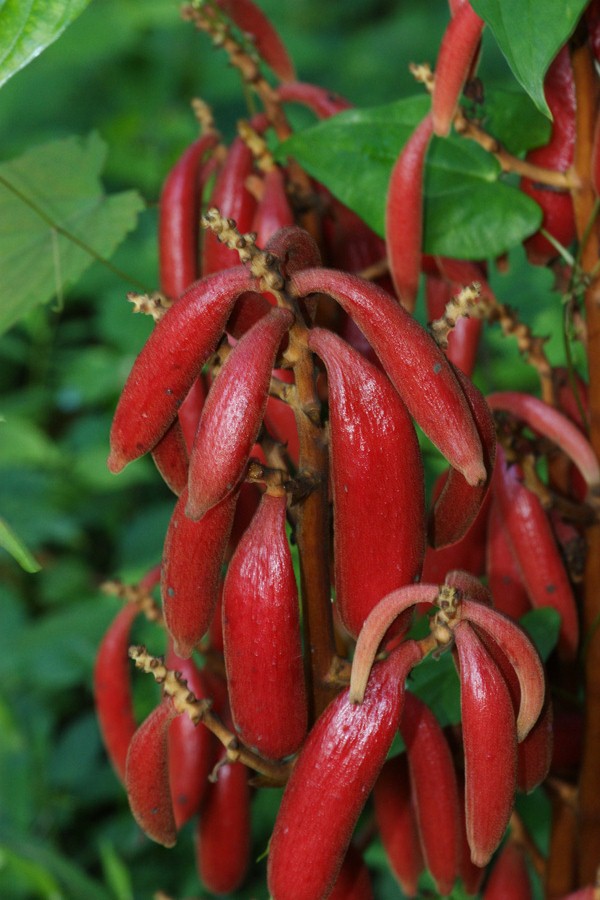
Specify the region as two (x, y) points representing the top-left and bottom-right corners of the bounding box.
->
(401, 691), (460, 895)
(308, 327), (425, 638)
(421, 483), (490, 583)
(516, 692), (553, 794)
(202, 137), (257, 276)
(223, 491), (307, 759)
(385, 114), (433, 311)
(520, 47), (576, 263)
(267, 641), (423, 900)
(425, 273), (482, 377)
(483, 841), (532, 900)
(328, 844), (374, 900)
(108, 266), (253, 473)
(215, 0), (295, 82)
(251, 166), (295, 247)
(125, 697), (178, 848)
(276, 81), (352, 118)
(187, 307), (293, 519)
(196, 755), (251, 895)
(159, 133), (218, 299)
(428, 365), (496, 547)
(454, 621), (517, 867)
(150, 418), (189, 496)
(166, 647), (216, 828)
(492, 448), (579, 659)
(432, 2), (485, 136)
(177, 374), (207, 453)
(486, 496), (531, 619)
(373, 755), (423, 897)
(162, 486), (238, 658)
(94, 603), (139, 782)
(290, 268), (486, 486)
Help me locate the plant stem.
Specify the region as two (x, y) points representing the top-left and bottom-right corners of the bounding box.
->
(570, 38), (600, 887)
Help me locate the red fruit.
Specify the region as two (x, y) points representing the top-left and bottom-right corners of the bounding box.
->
(483, 841), (532, 900)
(425, 273), (482, 377)
(308, 327), (425, 638)
(196, 755), (251, 895)
(177, 374), (207, 453)
(328, 845), (374, 900)
(150, 418), (189, 496)
(445, 568), (493, 607)
(159, 132), (218, 299)
(385, 114), (434, 310)
(492, 448), (580, 659)
(162, 486), (238, 658)
(401, 692), (461, 895)
(421, 483), (490, 583)
(108, 266), (253, 473)
(94, 603), (139, 782)
(373, 755), (424, 897)
(166, 647), (216, 828)
(214, 0), (296, 82)
(223, 491), (307, 759)
(454, 621), (517, 867)
(520, 48), (576, 264)
(187, 307), (293, 519)
(276, 81), (353, 119)
(125, 697), (178, 848)
(267, 641), (423, 900)
(428, 365), (496, 548)
(432, 2), (485, 136)
(251, 166), (295, 247)
(516, 693), (553, 794)
(486, 496), (531, 619)
(290, 267), (486, 487)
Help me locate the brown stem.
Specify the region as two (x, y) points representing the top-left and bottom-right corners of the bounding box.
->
(570, 39), (600, 887)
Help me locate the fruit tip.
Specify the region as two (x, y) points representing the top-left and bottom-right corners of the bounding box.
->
(463, 459), (487, 488)
(107, 450), (126, 474)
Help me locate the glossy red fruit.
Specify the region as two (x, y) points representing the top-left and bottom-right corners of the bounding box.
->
(223, 491), (307, 759)
(492, 448), (579, 659)
(373, 755), (424, 897)
(215, 0), (296, 82)
(150, 418), (189, 496)
(308, 327), (425, 638)
(108, 266), (253, 473)
(401, 691), (461, 895)
(290, 268), (486, 487)
(483, 841), (532, 900)
(432, 2), (485, 136)
(251, 166), (295, 247)
(454, 621), (517, 867)
(328, 845), (374, 900)
(162, 486), (238, 658)
(159, 132), (218, 300)
(125, 697), (178, 847)
(166, 647), (216, 828)
(276, 80), (353, 119)
(520, 47), (576, 264)
(94, 603), (139, 783)
(486, 496), (531, 619)
(177, 374), (207, 453)
(267, 641), (423, 900)
(187, 307), (293, 519)
(385, 114), (434, 310)
(196, 755), (251, 895)
(421, 483), (490, 583)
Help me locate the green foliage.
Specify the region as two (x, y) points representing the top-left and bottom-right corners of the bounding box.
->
(0, 0), (92, 89)
(470, 0), (588, 116)
(278, 93), (543, 259)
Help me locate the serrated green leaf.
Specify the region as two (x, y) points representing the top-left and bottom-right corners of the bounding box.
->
(470, 0), (587, 116)
(0, 515), (41, 572)
(0, 0), (92, 89)
(278, 96), (542, 259)
(0, 132), (145, 334)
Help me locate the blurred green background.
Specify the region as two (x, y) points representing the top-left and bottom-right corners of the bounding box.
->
(0, 1), (575, 897)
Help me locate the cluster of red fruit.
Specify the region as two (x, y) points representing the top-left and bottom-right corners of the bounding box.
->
(94, 1), (600, 897)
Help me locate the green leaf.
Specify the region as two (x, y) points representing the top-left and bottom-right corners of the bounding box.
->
(519, 607), (561, 661)
(0, 515), (41, 572)
(480, 88), (551, 155)
(278, 96), (541, 259)
(0, 132), (145, 334)
(0, 0), (92, 89)
(470, 0), (588, 116)
(98, 842), (133, 900)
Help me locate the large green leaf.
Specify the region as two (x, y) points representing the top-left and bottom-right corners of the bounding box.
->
(0, 132), (144, 334)
(0, 515), (41, 572)
(278, 95), (541, 260)
(0, 0), (92, 89)
(470, 0), (588, 116)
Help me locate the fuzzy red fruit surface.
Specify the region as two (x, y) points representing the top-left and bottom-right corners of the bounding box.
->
(328, 845), (374, 900)
(455, 622), (517, 867)
(373, 755), (423, 897)
(432, 2), (484, 136)
(94, 603), (139, 783)
(267, 641), (423, 900)
(483, 841), (532, 900)
(309, 327), (425, 638)
(162, 486), (237, 658)
(187, 307), (293, 519)
(223, 492), (307, 759)
(125, 698), (178, 847)
(150, 418), (189, 496)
